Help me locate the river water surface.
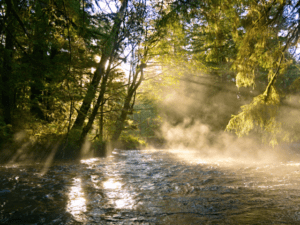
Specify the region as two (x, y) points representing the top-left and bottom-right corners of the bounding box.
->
(1, 149), (300, 224)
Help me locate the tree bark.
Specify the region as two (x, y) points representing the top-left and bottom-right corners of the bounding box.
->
(100, 101), (104, 142)
(30, 83), (45, 120)
(30, 2), (49, 120)
(111, 96), (132, 142)
(70, 0), (128, 132)
(1, 0), (14, 125)
(71, 60), (107, 130)
(79, 69), (110, 142)
(111, 66), (145, 143)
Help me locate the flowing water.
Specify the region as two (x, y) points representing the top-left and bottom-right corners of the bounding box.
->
(1, 149), (300, 224)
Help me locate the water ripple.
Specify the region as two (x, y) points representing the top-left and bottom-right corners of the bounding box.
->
(1, 150), (300, 224)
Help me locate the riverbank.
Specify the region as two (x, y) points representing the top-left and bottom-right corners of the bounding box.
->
(0, 134), (166, 165)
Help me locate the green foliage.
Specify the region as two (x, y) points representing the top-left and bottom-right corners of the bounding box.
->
(0, 117), (13, 145)
(288, 64), (300, 93)
(225, 0), (300, 145)
(226, 86), (283, 146)
(119, 134), (147, 150)
(130, 100), (162, 137)
(2, 0), (300, 159)
(91, 139), (106, 151)
(65, 129), (82, 150)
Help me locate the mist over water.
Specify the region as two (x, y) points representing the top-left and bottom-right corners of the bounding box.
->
(2, 149), (300, 224)
(157, 73), (300, 166)
(2, 73), (300, 224)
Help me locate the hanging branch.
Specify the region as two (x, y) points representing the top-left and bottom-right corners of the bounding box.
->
(263, 29), (295, 100)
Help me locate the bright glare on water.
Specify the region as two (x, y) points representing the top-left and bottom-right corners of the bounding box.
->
(66, 178), (86, 221)
(103, 179), (122, 189)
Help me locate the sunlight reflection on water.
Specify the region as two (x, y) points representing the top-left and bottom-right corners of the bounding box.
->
(103, 178), (135, 209)
(115, 194), (135, 209)
(3, 149), (300, 224)
(81, 158), (99, 164)
(103, 179), (122, 189)
(81, 158), (100, 169)
(67, 178), (86, 221)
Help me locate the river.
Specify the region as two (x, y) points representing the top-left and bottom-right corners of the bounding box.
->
(1, 149), (300, 224)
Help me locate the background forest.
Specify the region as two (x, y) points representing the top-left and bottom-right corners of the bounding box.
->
(1, 0), (300, 162)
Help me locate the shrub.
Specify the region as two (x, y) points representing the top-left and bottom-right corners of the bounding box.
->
(119, 134), (147, 150)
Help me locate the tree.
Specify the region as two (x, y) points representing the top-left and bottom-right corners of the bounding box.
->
(141, 0), (300, 146)
(70, 0), (129, 133)
(1, 0), (300, 162)
(1, 0), (15, 125)
(77, 0), (162, 147)
(225, 0), (300, 145)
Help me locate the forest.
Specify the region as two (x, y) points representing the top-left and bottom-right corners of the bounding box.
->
(1, 0), (300, 162)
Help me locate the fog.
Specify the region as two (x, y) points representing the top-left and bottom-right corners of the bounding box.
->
(155, 73), (300, 166)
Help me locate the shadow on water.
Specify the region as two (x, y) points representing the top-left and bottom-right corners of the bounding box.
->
(0, 163), (72, 224)
(1, 149), (300, 224)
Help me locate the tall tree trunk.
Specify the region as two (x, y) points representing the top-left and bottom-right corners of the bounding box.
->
(111, 96), (132, 142)
(70, 0), (128, 132)
(30, 44), (45, 120)
(71, 59), (107, 130)
(111, 66), (145, 143)
(30, 2), (48, 120)
(100, 101), (104, 142)
(79, 70), (111, 142)
(1, 0), (14, 125)
(30, 83), (45, 120)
